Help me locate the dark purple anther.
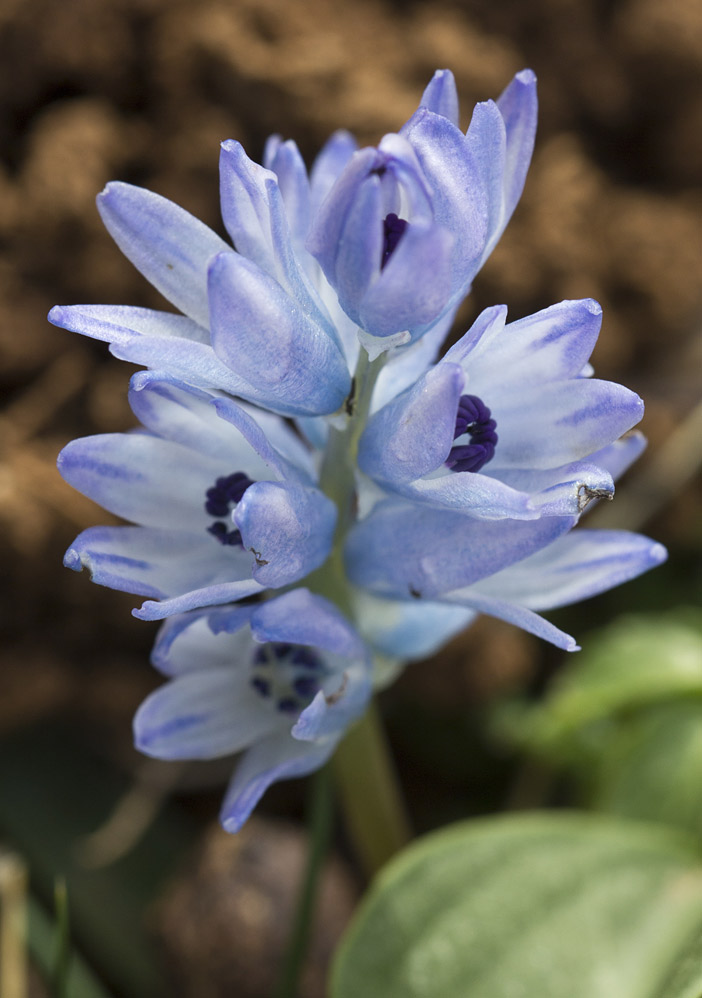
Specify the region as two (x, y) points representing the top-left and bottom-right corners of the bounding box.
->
(381, 213), (408, 269)
(249, 643), (326, 714)
(204, 471), (255, 545)
(446, 394), (498, 474)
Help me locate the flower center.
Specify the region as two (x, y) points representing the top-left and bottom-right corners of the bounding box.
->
(250, 642), (326, 715)
(445, 394), (498, 473)
(381, 213), (407, 269)
(204, 471), (255, 545)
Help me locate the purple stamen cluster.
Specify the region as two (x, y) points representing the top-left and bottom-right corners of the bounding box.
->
(446, 394), (498, 474)
(204, 471), (255, 545)
(381, 213), (408, 269)
(251, 642), (324, 715)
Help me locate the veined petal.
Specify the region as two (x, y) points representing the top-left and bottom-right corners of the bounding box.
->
(490, 379), (644, 468)
(474, 529), (668, 610)
(57, 433), (218, 528)
(208, 252), (350, 416)
(397, 472), (538, 520)
(293, 655), (371, 741)
(491, 461), (615, 516)
(134, 668), (281, 759)
(47, 304), (208, 345)
(419, 69), (459, 126)
(64, 525), (262, 613)
(464, 100), (507, 259)
(466, 299), (602, 392)
(360, 364), (463, 484)
(97, 182), (230, 328)
(220, 730), (337, 833)
(234, 482), (336, 586)
(344, 502), (575, 599)
(442, 304), (507, 367)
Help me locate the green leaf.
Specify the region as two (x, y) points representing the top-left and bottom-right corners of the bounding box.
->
(331, 813), (702, 998)
(504, 610), (702, 756)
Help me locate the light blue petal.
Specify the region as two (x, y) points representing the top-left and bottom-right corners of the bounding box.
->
(490, 379), (644, 468)
(293, 654), (371, 740)
(464, 100), (507, 260)
(151, 608), (253, 676)
(345, 502), (575, 599)
(220, 730), (337, 833)
(332, 173), (384, 327)
(465, 299), (602, 392)
(474, 529), (668, 610)
(403, 108), (488, 298)
(371, 303), (457, 410)
(96, 182), (230, 327)
(440, 590), (579, 652)
(306, 146), (380, 289)
(353, 591), (476, 661)
(64, 525), (262, 614)
(491, 460), (615, 516)
(495, 69), (538, 238)
(442, 304), (507, 367)
(250, 589), (366, 658)
(309, 130), (358, 216)
(419, 69), (459, 126)
(358, 218), (455, 337)
(57, 432), (218, 528)
(586, 432), (647, 481)
(208, 252), (350, 416)
(108, 332), (259, 399)
(234, 482), (336, 587)
(47, 303), (208, 345)
(134, 668), (281, 759)
(396, 472), (538, 520)
(266, 138), (311, 247)
(359, 364), (464, 484)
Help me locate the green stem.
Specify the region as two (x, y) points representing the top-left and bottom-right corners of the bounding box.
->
(274, 765), (334, 998)
(333, 699), (412, 878)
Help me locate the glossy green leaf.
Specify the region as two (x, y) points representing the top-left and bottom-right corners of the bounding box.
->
(331, 813), (702, 998)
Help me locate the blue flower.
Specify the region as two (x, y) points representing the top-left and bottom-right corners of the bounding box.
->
(358, 300), (645, 520)
(58, 372), (336, 619)
(133, 588), (371, 832)
(51, 66), (667, 827)
(307, 69), (537, 343)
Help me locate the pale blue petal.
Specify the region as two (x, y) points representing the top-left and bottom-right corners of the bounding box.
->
(371, 304), (457, 410)
(250, 589), (366, 659)
(466, 299), (602, 392)
(396, 472), (538, 520)
(464, 100), (507, 259)
(309, 130), (358, 216)
(495, 69), (538, 235)
(266, 139), (311, 247)
(440, 590), (579, 652)
(234, 482), (336, 587)
(359, 364), (463, 484)
(474, 529), (668, 610)
(345, 502), (575, 598)
(332, 174), (383, 326)
(151, 608), (253, 676)
(208, 252), (350, 416)
(96, 182), (229, 327)
(491, 460), (615, 516)
(57, 433), (218, 528)
(134, 668), (280, 759)
(358, 219), (455, 337)
(47, 304), (208, 345)
(587, 432), (647, 481)
(353, 591), (476, 661)
(135, 578), (264, 620)
(293, 654), (371, 740)
(419, 69), (459, 126)
(220, 730), (337, 833)
(490, 379), (644, 468)
(442, 304), (507, 367)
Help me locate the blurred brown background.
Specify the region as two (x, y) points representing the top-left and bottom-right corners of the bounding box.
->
(0, 0), (700, 995)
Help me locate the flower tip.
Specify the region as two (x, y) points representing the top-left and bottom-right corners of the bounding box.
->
(63, 547), (83, 572)
(583, 298), (603, 317)
(47, 304), (64, 325)
(650, 542), (668, 566)
(515, 68), (537, 87)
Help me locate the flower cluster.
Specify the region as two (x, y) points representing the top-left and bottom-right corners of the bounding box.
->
(52, 69), (665, 830)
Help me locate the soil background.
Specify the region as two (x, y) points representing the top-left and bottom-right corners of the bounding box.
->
(0, 0), (700, 995)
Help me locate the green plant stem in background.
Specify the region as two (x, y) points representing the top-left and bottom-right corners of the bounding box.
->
(274, 765), (334, 998)
(51, 877), (70, 998)
(333, 699), (412, 877)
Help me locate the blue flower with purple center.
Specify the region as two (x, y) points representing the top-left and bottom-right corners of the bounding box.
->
(51, 67), (666, 827)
